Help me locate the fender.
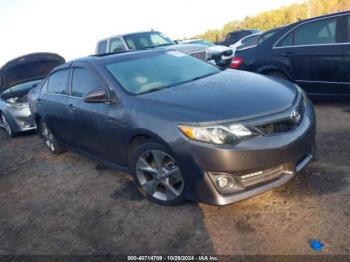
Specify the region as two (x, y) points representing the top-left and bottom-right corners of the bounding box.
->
(257, 65), (293, 82)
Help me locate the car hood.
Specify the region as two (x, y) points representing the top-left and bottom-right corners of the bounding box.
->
(136, 70), (298, 123)
(0, 52), (65, 90)
(163, 43), (206, 54)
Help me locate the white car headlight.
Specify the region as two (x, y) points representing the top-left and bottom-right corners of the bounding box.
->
(178, 123), (258, 145)
(6, 96), (29, 109)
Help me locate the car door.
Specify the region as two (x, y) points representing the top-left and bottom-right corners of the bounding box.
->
(342, 14), (350, 90)
(273, 16), (345, 95)
(70, 64), (119, 160)
(38, 68), (74, 145)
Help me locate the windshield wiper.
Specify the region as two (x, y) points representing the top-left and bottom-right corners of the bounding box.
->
(188, 72), (219, 83)
(140, 87), (164, 94)
(155, 43), (174, 47)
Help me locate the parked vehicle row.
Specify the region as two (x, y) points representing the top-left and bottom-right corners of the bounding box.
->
(7, 11), (350, 205)
(96, 31), (235, 69)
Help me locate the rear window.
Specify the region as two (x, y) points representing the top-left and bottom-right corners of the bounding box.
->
(258, 30), (279, 45)
(105, 51), (220, 95)
(97, 40), (107, 54)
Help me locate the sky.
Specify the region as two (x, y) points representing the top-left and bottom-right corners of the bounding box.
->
(0, 0), (305, 65)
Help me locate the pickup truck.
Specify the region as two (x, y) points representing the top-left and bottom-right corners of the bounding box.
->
(96, 31), (208, 62)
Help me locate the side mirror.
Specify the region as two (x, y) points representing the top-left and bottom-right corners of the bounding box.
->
(83, 89), (115, 104)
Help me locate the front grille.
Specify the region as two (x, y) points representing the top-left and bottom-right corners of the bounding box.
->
(256, 100), (306, 136)
(190, 51), (207, 61)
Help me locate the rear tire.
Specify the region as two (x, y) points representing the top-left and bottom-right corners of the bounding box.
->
(39, 120), (65, 154)
(130, 142), (187, 206)
(1, 113), (15, 137)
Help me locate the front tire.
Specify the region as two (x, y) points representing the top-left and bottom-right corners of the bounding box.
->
(39, 120), (64, 154)
(130, 142), (186, 206)
(1, 113), (15, 137)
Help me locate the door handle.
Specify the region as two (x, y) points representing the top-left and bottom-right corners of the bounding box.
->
(68, 104), (76, 112)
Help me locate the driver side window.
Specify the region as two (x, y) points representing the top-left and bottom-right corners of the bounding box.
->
(71, 68), (104, 98)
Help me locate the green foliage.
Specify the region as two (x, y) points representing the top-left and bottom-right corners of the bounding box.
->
(195, 0), (350, 42)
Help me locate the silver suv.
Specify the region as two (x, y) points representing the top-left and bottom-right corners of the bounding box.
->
(96, 31), (208, 61)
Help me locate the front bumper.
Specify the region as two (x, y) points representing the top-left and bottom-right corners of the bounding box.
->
(5, 106), (36, 133)
(174, 101), (316, 205)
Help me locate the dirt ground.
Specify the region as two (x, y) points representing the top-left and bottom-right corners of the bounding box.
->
(0, 102), (349, 256)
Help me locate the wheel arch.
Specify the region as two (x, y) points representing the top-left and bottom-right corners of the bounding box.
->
(33, 113), (42, 134)
(127, 129), (170, 164)
(258, 67), (293, 82)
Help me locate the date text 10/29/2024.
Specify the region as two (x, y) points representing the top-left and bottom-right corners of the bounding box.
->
(127, 256), (219, 261)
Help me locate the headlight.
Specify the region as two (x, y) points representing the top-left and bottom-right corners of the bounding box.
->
(178, 123), (258, 145)
(6, 96), (29, 109)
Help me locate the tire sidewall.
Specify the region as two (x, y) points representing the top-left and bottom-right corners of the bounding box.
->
(39, 120), (64, 154)
(130, 142), (187, 206)
(1, 113), (14, 137)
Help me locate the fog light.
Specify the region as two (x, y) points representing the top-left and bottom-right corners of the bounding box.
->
(216, 176), (229, 188)
(216, 175), (234, 190)
(208, 172), (245, 193)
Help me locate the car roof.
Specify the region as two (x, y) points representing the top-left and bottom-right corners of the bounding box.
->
(52, 49), (168, 72)
(297, 10), (350, 24)
(98, 31), (162, 42)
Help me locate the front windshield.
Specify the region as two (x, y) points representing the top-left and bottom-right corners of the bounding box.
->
(192, 40), (215, 47)
(124, 32), (175, 49)
(1, 79), (42, 95)
(106, 51), (220, 95)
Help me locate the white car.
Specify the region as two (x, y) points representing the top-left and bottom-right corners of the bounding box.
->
(180, 39), (233, 69)
(230, 33), (262, 56)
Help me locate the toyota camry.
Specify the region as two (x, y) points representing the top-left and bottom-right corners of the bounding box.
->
(29, 49), (316, 205)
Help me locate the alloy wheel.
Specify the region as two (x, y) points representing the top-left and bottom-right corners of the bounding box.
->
(41, 122), (55, 152)
(136, 150), (184, 202)
(1, 114), (12, 136)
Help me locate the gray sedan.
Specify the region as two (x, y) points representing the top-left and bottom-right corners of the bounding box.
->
(29, 49), (316, 205)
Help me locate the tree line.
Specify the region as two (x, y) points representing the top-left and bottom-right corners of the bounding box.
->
(195, 0), (350, 42)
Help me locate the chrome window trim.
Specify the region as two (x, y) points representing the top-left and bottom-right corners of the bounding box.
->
(296, 80), (350, 84)
(273, 13), (349, 49)
(44, 92), (83, 100)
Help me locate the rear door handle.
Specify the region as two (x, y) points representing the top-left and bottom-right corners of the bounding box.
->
(67, 104), (76, 112)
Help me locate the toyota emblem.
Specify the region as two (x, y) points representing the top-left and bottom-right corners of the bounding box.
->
(290, 110), (301, 123)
